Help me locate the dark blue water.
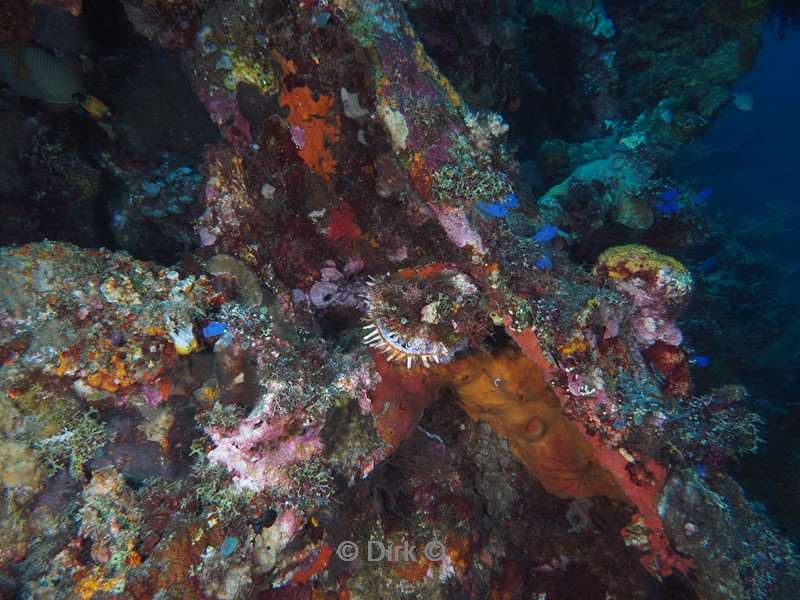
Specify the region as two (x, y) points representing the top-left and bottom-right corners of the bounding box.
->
(681, 24), (800, 243)
(682, 21), (800, 542)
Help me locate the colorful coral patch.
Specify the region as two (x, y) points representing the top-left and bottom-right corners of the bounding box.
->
(279, 86), (341, 180)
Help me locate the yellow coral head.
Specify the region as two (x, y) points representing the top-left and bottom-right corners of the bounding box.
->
(595, 244), (693, 307)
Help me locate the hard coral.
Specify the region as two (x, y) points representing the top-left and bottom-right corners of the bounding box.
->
(659, 470), (798, 600)
(595, 244), (693, 394)
(0, 242), (210, 398)
(595, 244), (693, 309)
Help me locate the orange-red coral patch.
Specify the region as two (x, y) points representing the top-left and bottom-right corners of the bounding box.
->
(324, 204), (362, 242)
(279, 86), (340, 180)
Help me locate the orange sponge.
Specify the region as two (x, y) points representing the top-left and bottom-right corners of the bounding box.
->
(447, 351), (624, 500)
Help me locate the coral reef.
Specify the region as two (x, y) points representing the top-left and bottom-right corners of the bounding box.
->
(0, 0), (797, 599)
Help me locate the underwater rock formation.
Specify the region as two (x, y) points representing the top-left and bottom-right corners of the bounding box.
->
(0, 1), (797, 599)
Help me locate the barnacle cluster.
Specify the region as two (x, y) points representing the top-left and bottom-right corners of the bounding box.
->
(362, 264), (485, 368)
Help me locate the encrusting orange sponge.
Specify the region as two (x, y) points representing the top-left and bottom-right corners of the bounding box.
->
(369, 347), (624, 499)
(447, 350), (625, 499)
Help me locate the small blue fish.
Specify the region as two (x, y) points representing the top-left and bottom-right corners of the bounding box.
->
(701, 257), (718, 274)
(695, 464), (708, 478)
(659, 188), (680, 202)
(220, 536), (239, 557)
(501, 193), (519, 209)
(532, 225), (559, 243)
(692, 187), (713, 204)
(535, 255), (553, 270)
(689, 355), (710, 367)
(654, 199), (680, 215)
(477, 201), (509, 218)
(203, 321), (227, 338)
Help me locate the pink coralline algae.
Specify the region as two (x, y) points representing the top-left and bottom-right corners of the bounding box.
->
(196, 87), (252, 148)
(207, 408), (323, 493)
(290, 125), (306, 150)
(631, 308), (684, 347)
(428, 204), (486, 255)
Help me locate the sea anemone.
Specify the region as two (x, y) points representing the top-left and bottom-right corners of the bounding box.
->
(361, 264), (483, 368)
